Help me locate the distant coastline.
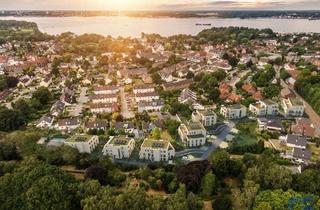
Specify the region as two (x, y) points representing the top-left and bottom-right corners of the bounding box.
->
(1, 10), (320, 19)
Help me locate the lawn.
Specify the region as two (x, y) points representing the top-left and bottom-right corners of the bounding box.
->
(232, 122), (259, 146)
(307, 143), (320, 160)
(233, 134), (258, 146)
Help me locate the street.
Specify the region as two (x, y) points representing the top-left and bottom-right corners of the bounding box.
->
(119, 86), (134, 119)
(71, 87), (88, 117)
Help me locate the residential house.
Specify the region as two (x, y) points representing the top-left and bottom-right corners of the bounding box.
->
(291, 118), (316, 139)
(135, 92), (160, 103)
(36, 115), (54, 128)
(257, 118), (284, 132)
(282, 97), (305, 117)
(133, 84), (155, 94)
(91, 94), (118, 104)
(139, 139), (175, 162)
(138, 99), (164, 113)
(40, 74), (52, 87)
(220, 104), (247, 120)
(285, 148), (312, 163)
(115, 122), (135, 133)
(57, 118), (81, 132)
(282, 134), (307, 149)
(65, 134), (99, 154)
(102, 136), (135, 159)
(90, 103), (119, 113)
(94, 86), (119, 95)
(85, 120), (108, 131)
(50, 101), (65, 117)
(249, 99), (279, 116)
(162, 79), (193, 91)
(178, 121), (207, 147)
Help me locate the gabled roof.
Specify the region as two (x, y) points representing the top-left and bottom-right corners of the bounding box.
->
(292, 148), (312, 160)
(286, 134), (307, 147)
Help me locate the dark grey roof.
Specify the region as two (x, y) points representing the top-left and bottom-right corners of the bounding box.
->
(86, 121), (107, 129)
(293, 148), (312, 160)
(39, 115), (53, 123)
(51, 101), (65, 113)
(115, 122), (135, 130)
(267, 119), (284, 130)
(286, 134), (307, 147)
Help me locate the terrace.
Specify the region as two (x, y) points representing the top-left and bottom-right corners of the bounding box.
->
(67, 134), (92, 142)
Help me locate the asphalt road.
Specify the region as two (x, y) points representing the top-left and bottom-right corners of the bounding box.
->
(119, 86), (134, 119)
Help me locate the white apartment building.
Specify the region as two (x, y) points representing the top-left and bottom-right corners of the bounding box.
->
(249, 99), (279, 116)
(220, 104), (247, 120)
(135, 92), (160, 103)
(65, 134), (99, 154)
(282, 97), (305, 117)
(139, 139), (175, 162)
(192, 109), (217, 127)
(133, 84), (155, 94)
(91, 94), (118, 104)
(94, 86), (119, 95)
(178, 121), (207, 147)
(102, 136), (135, 159)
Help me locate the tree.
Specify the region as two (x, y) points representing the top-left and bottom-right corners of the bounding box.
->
(166, 184), (189, 210)
(12, 98), (32, 119)
(293, 169), (320, 194)
(32, 87), (52, 105)
(232, 180), (260, 210)
(151, 73), (162, 84)
(0, 106), (26, 132)
(280, 68), (290, 80)
(175, 161), (210, 192)
(210, 150), (231, 177)
(254, 189), (320, 210)
(263, 84), (281, 99)
(201, 172), (216, 198)
(151, 127), (161, 139)
(62, 146), (80, 165)
(0, 142), (20, 161)
(164, 119), (180, 138)
(85, 166), (106, 185)
(213, 193), (232, 210)
(23, 175), (75, 210)
(208, 88), (220, 102)
(186, 71), (194, 79)
(0, 158), (76, 210)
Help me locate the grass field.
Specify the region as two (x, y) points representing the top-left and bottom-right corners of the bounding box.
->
(232, 122), (259, 146)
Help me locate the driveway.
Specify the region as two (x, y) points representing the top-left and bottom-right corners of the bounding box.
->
(119, 86), (134, 119)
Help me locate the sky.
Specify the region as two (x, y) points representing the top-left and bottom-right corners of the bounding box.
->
(1, 0), (320, 10)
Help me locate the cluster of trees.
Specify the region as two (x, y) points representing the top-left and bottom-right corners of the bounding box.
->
(252, 64), (281, 99)
(2, 131), (320, 210)
(0, 87), (52, 131)
(191, 69), (227, 103)
(0, 75), (19, 91)
(295, 73), (320, 115)
(0, 20), (52, 43)
(198, 27), (275, 45)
